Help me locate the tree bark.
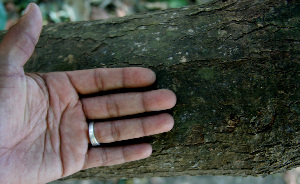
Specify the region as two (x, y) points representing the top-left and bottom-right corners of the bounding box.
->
(1, 0), (299, 179)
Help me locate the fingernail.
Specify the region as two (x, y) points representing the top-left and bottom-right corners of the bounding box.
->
(22, 3), (33, 16)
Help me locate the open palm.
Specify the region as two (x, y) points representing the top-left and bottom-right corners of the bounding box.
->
(0, 4), (176, 184)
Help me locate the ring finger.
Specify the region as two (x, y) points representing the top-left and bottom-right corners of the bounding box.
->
(91, 113), (174, 144)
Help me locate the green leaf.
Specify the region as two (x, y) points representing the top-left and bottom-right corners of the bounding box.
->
(168, 0), (188, 8)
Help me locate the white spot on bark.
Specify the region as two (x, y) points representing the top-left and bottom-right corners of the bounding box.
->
(168, 26), (178, 31)
(188, 29), (194, 34)
(180, 56), (187, 63)
(138, 26), (146, 30)
(65, 54), (75, 63)
(218, 30), (227, 36)
(134, 42), (143, 48)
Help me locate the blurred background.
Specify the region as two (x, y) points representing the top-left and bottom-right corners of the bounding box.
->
(0, 0), (209, 30)
(0, 0), (299, 183)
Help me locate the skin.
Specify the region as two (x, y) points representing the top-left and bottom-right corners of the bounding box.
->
(0, 3), (176, 184)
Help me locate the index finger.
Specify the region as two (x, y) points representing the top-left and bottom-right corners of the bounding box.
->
(66, 67), (156, 94)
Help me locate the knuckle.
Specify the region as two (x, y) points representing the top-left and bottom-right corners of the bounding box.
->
(100, 148), (108, 166)
(106, 95), (120, 118)
(110, 121), (121, 142)
(121, 68), (126, 88)
(17, 31), (37, 58)
(140, 118), (147, 136)
(120, 147), (127, 163)
(141, 93), (147, 112)
(94, 69), (103, 91)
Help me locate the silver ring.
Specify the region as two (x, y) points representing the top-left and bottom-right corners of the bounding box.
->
(89, 121), (100, 146)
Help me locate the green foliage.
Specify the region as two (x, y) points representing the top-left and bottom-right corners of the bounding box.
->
(147, 0), (188, 8)
(14, 0), (38, 10)
(0, 2), (6, 30)
(168, 0), (188, 8)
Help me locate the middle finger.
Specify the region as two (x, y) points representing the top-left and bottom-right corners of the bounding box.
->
(82, 89), (176, 119)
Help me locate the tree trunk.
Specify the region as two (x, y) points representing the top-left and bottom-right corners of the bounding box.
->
(1, 0), (299, 179)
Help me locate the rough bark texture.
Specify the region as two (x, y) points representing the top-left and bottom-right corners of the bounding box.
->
(1, 0), (299, 179)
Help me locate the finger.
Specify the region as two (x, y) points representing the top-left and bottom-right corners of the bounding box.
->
(66, 67), (156, 94)
(0, 3), (42, 68)
(93, 113), (174, 143)
(82, 89), (176, 119)
(83, 144), (152, 169)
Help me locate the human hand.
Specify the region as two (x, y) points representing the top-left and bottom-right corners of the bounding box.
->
(0, 3), (176, 184)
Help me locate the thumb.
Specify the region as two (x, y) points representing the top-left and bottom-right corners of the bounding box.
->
(0, 3), (43, 68)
